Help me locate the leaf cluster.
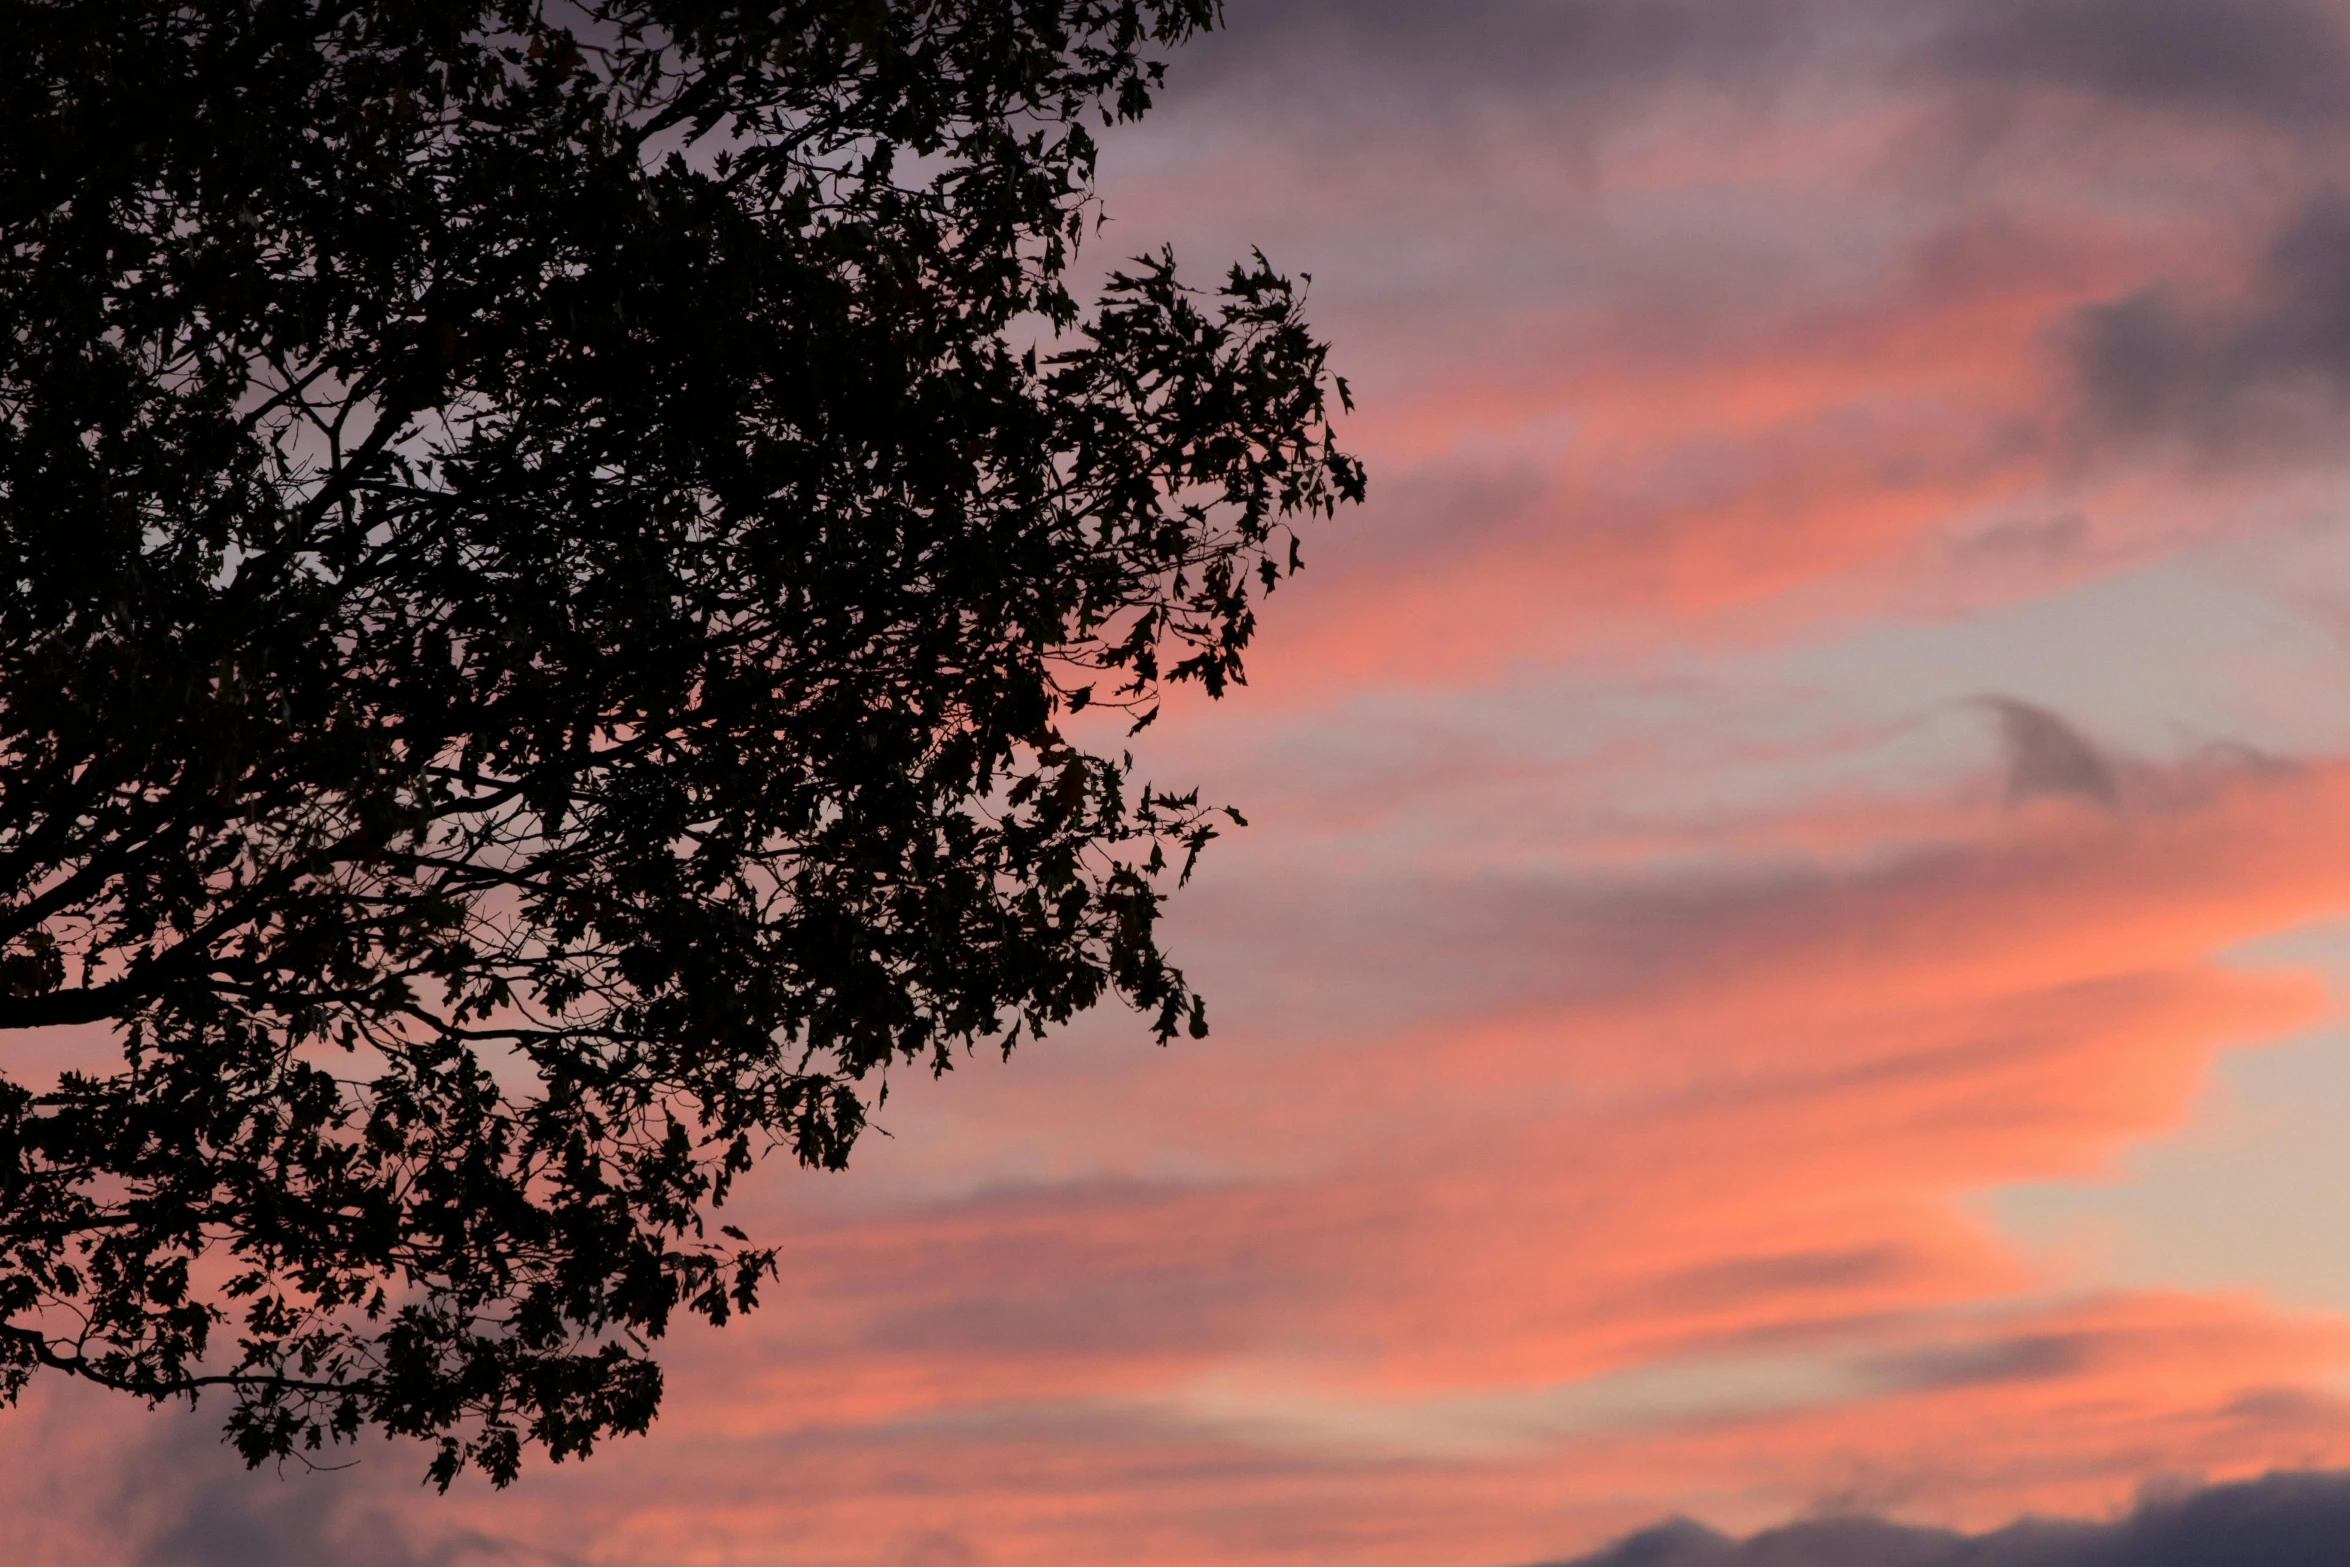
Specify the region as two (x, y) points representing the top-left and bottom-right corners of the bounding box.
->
(0, 0), (1359, 1484)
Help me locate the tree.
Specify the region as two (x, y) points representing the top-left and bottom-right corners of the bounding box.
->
(0, 0), (1360, 1486)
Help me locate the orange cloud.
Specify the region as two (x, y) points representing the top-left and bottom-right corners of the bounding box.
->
(221, 751), (2350, 1567)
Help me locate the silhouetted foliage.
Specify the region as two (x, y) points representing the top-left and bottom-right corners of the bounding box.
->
(0, 0), (1360, 1486)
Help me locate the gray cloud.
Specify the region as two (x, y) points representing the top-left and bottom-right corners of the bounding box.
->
(136, 1485), (439, 1567)
(1926, 0), (2350, 124)
(1183, 0), (1835, 106)
(1984, 698), (2120, 807)
(1863, 1330), (2093, 1392)
(1559, 1514), (1979, 1567)
(1540, 1469), (2350, 1566)
(1197, 0), (2350, 125)
(1948, 514), (2090, 566)
(2070, 197), (2350, 448)
(889, 1530), (995, 1567)
(108, 1410), (548, 1567)
(1634, 1247), (1910, 1312)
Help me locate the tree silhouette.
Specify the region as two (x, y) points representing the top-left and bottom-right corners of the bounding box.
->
(0, 0), (1359, 1486)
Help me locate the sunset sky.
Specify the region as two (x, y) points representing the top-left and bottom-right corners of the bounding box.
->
(23, 2), (2350, 1563)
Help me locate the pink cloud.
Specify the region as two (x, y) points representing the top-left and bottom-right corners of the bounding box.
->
(194, 749), (2350, 1566)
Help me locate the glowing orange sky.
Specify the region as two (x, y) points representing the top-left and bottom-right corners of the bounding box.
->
(20, 3), (2350, 1564)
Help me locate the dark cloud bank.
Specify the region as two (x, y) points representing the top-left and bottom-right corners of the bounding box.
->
(2071, 196), (2350, 448)
(1198, 0), (2350, 114)
(1930, 0), (2350, 124)
(1541, 1471), (2350, 1567)
(1193, 0), (1827, 98)
(97, 1405), (551, 1567)
(1985, 697), (2121, 807)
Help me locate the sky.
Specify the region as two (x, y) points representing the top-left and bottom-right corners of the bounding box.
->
(19, 1), (2350, 1563)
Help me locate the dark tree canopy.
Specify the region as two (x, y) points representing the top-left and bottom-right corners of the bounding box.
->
(0, 0), (1360, 1485)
